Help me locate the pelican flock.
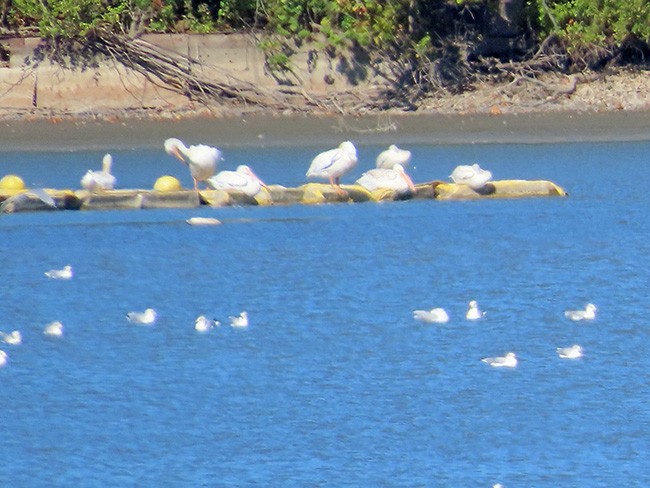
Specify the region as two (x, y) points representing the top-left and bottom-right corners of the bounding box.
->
(375, 144), (412, 169)
(81, 153), (116, 191)
(356, 164), (416, 195)
(164, 137), (222, 190)
(306, 141), (358, 193)
(207, 165), (266, 197)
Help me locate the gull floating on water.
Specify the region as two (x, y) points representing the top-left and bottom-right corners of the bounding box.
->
(356, 164), (417, 195)
(0, 330), (22, 345)
(164, 137), (222, 191)
(482, 352), (517, 368)
(126, 308), (157, 325)
(44, 321), (64, 337)
(413, 308), (450, 323)
(229, 311), (248, 328)
(207, 165), (266, 197)
(306, 141), (358, 194)
(0, 350), (7, 367)
(45, 265), (73, 280)
(195, 315), (219, 332)
(557, 344), (583, 359)
(466, 300), (485, 320)
(450, 163), (493, 190)
(375, 144), (412, 169)
(564, 303), (597, 321)
(186, 217), (222, 226)
(81, 153), (116, 191)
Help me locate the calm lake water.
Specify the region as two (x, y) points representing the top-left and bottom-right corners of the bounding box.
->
(1, 116), (650, 486)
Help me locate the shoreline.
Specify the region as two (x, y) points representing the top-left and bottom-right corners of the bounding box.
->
(1, 109), (649, 151)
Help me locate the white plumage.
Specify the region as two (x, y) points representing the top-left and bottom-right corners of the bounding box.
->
(450, 163), (493, 190)
(44, 321), (64, 337)
(356, 164), (416, 195)
(0, 330), (22, 345)
(81, 153), (116, 191)
(557, 344), (584, 359)
(306, 141), (358, 191)
(195, 315), (218, 332)
(126, 308), (157, 325)
(466, 300), (485, 320)
(45, 265), (73, 280)
(376, 144), (412, 169)
(164, 137), (221, 190)
(482, 352), (517, 368)
(229, 311), (248, 328)
(564, 303), (597, 321)
(413, 308), (450, 323)
(0, 350), (7, 367)
(207, 165), (266, 197)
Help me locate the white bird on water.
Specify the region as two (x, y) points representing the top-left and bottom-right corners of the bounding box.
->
(450, 163), (493, 190)
(375, 144), (412, 169)
(564, 303), (597, 321)
(195, 315), (218, 332)
(207, 165), (267, 197)
(557, 344), (583, 359)
(413, 307), (450, 323)
(0, 330), (22, 345)
(45, 265), (73, 280)
(356, 164), (417, 195)
(44, 321), (64, 337)
(126, 308), (157, 325)
(164, 137), (222, 191)
(306, 141), (358, 193)
(0, 350), (7, 367)
(482, 352), (517, 368)
(466, 300), (485, 320)
(81, 153), (116, 191)
(229, 311), (248, 328)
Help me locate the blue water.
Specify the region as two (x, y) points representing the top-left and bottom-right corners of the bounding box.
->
(1, 134), (650, 486)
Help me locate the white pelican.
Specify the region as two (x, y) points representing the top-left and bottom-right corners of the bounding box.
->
(164, 138), (221, 191)
(229, 311), (248, 328)
(0, 330), (22, 345)
(306, 141), (358, 193)
(186, 217), (222, 226)
(81, 153), (116, 191)
(356, 164), (417, 195)
(44, 321), (64, 337)
(126, 308), (157, 325)
(206, 165), (266, 197)
(376, 144), (412, 169)
(557, 344), (583, 359)
(413, 308), (449, 323)
(482, 352), (517, 368)
(195, 315), (218, 332)
(0, 350), (7, 367)
(45, 265), (73, 280)
(450, 163), (493, 190)
(564, 303), (597, 321)
(466, 300), (485, 320)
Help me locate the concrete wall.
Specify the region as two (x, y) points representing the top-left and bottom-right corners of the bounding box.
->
(0, 34), (384, 113)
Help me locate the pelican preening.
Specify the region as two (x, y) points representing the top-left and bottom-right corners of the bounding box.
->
(164, 138), (222, 191)
(412, 307), (450, 324)
(450, 163), (493, 190)
(45, 265), (73, 280)
(0, 330), (22, 345)
(126, 308), (158, 325)
(356, 164), (416, 195)
(306, 141), (358, 193)
(564, 303), (597, 321)
(376, 144), (412, 169)
(81, 153), (116, 191)
(207, 165), (266, 197)
(482, 352), (518, 368)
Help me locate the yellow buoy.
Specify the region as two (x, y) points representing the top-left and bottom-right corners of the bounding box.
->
(0, 174), (25, 191)
(153, 175), (182, 192)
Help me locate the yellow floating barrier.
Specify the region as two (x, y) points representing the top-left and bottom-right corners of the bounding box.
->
(433, 180), (567, 200)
